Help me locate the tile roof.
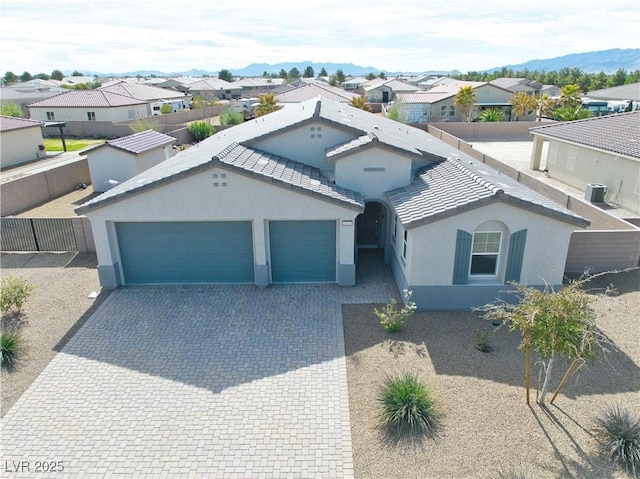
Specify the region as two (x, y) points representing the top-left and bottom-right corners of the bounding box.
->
(387, 157), (589, 229)
(99, 82), (191, 101)
(213, 143), (364, 210)
(0, 115), (43, 132)
(105, 130), (175, 154)
(326, 132), (378, 158)
(530, 111), (640, 159)
(27, 90), (147, 108)
(276, 82), (359, 103)
(585, 82), (640, 101)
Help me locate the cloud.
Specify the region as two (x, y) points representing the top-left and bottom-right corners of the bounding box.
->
(1, 0), (638, 74)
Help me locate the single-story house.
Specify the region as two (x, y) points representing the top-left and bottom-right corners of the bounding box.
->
(275, 81), (360, 104)
(361, 78), (420, 104)
(76, 97), (589, 310)
(28, 90), (150, 122)
(98, 81), (192, 113)
(530, 111), (640, 217)
(394, 81), (515, 123)
(85, 129), (176, 193)
(341, 77), (368, 91)
(230, 78), (286, 98)
(490, 78), (542, 96)
(0, 115), (45, 168)
(186, 78), (242, 101)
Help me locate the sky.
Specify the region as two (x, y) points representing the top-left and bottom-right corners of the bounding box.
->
(2, 0), (639, 76)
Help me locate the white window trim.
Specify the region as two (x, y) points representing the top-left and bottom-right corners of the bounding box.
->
(402, 230), (408, 260)
(392, 215), (398, 240)
(469, 231), (502, 278)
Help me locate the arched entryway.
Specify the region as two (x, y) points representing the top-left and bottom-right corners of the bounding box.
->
(356, 201), (387, 262)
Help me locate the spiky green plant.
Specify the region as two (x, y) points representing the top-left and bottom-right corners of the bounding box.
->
(378, 372), (439, 436)
(595, 402), (640, 476)
(1, 332), (23, 369)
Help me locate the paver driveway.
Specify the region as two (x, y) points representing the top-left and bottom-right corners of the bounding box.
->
(1, 264), (398, 478)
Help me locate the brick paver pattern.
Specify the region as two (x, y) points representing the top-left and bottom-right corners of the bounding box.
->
(1, 263), (398, 478)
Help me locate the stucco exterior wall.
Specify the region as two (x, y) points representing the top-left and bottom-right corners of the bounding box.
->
(85, 167), (360, 285)
(335, 148), (412, 200)
(392, 202), (576, 288)
(0, 126), (44, 168)
(252, 121), (354, 179)
(29, 104), (150, 122)
(544, 140), (640, 215)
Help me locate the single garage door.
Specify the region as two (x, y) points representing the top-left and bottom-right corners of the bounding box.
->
(116, 221), (254, 284)
(269, 220), (336, 283)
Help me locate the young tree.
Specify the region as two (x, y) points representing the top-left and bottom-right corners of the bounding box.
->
(454, 85), (477, 122)
(71, 70), (84, 76)
(386, 101), (406, 123)
(20, 71), (33, 82)
(559, 84), (582, 108)
(188, 120), (215, 141)
(535, 94), (555, 121)
(50, 69), (64, 81)
(365, 72), (376, 80)
(35, 73), (51, 80)
(303, 66), (314, 78)
(378, 72), (387, 79)
(278, 69), (288, 79)
(218, 69), (233, 82)
(334, 69), (346, 84)
(159, 103), (173, 114)
(480, 279), (608, 405)
(319, 67), (328, 77)
(255, 93), (281, 117)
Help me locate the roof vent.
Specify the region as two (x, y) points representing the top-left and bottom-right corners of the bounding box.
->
(373, 125), (380, 130)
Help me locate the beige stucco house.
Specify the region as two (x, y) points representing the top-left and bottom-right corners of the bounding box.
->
(76, 97), (588, 310)
(0, 115), (45, 168)
(86, 130), (176, 193)
(530, 111), (640, 217)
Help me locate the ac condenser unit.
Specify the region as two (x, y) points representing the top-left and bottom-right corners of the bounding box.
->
(585, 183), (607, 203)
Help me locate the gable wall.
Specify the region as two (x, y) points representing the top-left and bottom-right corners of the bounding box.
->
(29, 104), (150, 122)
(335, 147), (413, 200)
(88, 147), (137, 192)
(0, 126), (44, 168)
(251, 121), (355, 178)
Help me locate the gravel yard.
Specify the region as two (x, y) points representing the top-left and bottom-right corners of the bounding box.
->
(1, 252), (637, 478)
(344, 269), (639, 479)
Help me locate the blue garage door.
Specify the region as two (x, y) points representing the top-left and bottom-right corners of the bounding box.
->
(116, 221), (254, 284)
(269, 221), (336, 283)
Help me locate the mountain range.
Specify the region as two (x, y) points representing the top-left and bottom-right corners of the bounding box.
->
(76, 48), (639, 78)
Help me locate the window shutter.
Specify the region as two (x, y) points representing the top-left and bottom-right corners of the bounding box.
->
(505, 229), (527, 283)
(452, 229), (472, 285)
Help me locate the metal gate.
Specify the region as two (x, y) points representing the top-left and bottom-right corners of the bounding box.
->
(0, 218), (78, 252)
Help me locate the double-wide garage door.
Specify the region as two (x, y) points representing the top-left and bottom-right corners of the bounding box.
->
(116, 220), (337, 285)
(116, 222), (254, 284)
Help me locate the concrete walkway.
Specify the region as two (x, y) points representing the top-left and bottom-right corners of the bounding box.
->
(1, 261), (398, 478)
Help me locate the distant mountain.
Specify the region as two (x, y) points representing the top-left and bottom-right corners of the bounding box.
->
(486, 48), (640, 74)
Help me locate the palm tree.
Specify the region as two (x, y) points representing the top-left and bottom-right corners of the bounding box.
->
(349, 96), (371, 112)
(559, 84), (582, 108)
(477, 108), (504, 122)
(552, 106), (592, 121)
(255, 93), (281, 117)
(509, 92), (536, 121)
(454, 86), (477, 122)
(535, 94), (555, 121)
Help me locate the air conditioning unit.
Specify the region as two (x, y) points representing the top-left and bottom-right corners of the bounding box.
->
(585, 183), (607, 203)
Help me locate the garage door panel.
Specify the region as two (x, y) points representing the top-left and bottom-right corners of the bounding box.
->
(269, 221), (336, 283)
(117, 221), (254, 284)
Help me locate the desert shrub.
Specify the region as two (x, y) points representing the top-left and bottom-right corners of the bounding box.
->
(378, 372), (439, 436)
(159, 103), (173, 114)
(475, 329), (493, 352)
(374, 289), (416, 333)
(0, 276), (35, 315)
(1, 331), (23, 370)
(220, 110), (244, 125)
(595, 402), (640, 476)
(188, 121), (215, 142)
(492, 467), (537, 479)
(129, 117), (160, 133)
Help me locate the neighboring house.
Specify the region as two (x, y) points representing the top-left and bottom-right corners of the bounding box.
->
(530, 111), (640, 217)
(341, 77), (368, 91)
(394, 81), (514, 123)
(76, 97), (588, 310)
(28, 90), (149, 121)
(0, 85), (68, 114)
(0, 115), (45, 169)
(186, 78), (242, 101)
(98, 81), (192, 113)
(230, 78), (286, 97)
(275, 82), (360, 104)
(583, 82), (640, 111)
(85, 129), (176, 193)
(361, 78), (419, 103)
(60, 76), (96, 86)
(490, 78), (542, 96)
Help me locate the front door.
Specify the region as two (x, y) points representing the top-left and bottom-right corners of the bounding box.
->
(357, 202), (385, 249)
